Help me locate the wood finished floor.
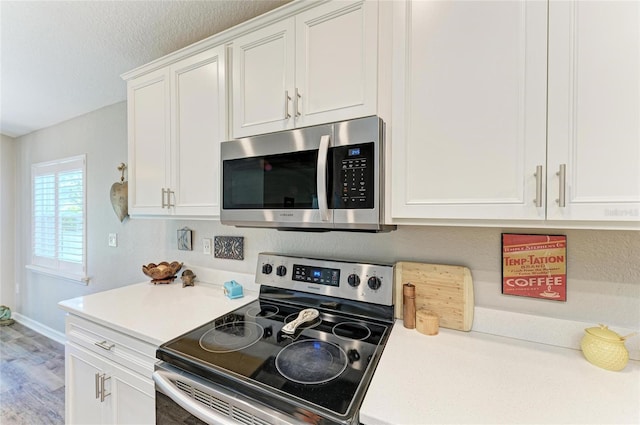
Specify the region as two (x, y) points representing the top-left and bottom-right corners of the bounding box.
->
(0, 322), (65, 425)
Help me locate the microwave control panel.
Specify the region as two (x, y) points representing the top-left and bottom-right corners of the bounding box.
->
(331, 142), (374, 209)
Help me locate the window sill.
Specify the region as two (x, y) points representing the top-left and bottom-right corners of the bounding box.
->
(26, 265), (90, 285)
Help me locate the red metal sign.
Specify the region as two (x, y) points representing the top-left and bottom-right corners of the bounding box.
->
(502, 234), (567, 301)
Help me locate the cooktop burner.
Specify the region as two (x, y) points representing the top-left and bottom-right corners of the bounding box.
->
(156, 252), (395, 424)
(198, 321), (264, 353)
(275, 340), (348, 385)
(333, 322), (372, 341)
(246, 304), (279, 318)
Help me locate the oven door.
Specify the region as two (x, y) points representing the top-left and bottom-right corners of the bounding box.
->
(154, 362), (298, 425)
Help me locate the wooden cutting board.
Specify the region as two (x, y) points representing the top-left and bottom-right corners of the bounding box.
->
(394, 262), (474, 331)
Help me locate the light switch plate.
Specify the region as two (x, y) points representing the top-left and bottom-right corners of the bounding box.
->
(108, 233), (117, 247)
(203, 238), (212, 255)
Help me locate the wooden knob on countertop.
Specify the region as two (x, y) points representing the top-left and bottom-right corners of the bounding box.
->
(416, 309), (439, 336)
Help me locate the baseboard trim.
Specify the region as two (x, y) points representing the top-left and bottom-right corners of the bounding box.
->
(12, 312), (66, 345)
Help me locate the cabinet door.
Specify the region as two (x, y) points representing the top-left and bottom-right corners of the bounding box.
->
(547, 0), (640, 223)
(171, 46), (226, 216)
(108, 361), (155, 424)
(127, 68), (171, 215)
(66, 344), (105, 424)
(294, 0), (378, 128)
(66, 343), (155, 425)
(391, 0), (548, 221)
(232, 19), (295, 138)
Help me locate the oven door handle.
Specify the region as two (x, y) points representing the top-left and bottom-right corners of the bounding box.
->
(153, 370), (238, 425)
(317, 134), (331, 222)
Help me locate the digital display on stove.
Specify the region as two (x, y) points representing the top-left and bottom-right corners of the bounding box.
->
(292, 264), (340, 286)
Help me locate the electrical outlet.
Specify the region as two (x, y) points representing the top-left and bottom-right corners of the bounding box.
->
(108, 233), (118, 247)
(203, 238), (212, 255)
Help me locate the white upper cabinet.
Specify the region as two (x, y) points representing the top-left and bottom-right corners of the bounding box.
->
(547, 0), (640, 223)
(170, 48), (226, 216)
(391, 0), (639, 228)
(391, 0), (548, 221)
(232, 0), (378, 138)
(294, 0), (378, 128)
(232, 19), (295, 137)
(127, 68), (171, 216)
(127, 45), (226, 217)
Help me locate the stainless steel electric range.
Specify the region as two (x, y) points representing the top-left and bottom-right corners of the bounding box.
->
(153, 252), (394, 425)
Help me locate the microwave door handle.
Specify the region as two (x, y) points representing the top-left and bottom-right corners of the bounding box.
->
(317, 135), (331, 222)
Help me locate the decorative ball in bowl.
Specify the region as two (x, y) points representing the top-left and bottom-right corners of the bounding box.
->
(142, 261), (183, 284)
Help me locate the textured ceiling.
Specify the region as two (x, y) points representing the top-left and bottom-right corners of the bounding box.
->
(0, 0), (291, 138)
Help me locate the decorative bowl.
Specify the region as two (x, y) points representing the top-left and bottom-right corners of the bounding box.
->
(142, 261), (183, 284)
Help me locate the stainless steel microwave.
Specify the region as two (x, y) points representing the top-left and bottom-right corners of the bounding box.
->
(220, 116), (394, 232)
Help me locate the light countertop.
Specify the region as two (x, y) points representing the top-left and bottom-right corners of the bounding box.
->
(360, 321), (640, 425)
(59, 279), (639, 424)
(58, 280), (258, 346)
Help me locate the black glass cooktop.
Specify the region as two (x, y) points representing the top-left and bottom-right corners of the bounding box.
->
(157, 295), (392, 420)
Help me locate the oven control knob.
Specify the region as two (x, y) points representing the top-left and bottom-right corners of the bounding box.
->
(347, 274), (360, 287)
(276, 265), (287, 276)
(367, 276), (382, 291)
(262, 264), (273, 275)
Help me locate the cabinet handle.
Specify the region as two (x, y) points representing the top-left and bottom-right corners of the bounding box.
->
(95, 372), (100, 399)
(95, 340), (115, 351)
(161, 188), (175, 209)
(284, 90), (292, 119)
(99, 374), (111, 402)
(295, 88), (301, 117)
(534, 165), (543, 207)
(167, 189), (175, 208)
(556, 164), (566, 207)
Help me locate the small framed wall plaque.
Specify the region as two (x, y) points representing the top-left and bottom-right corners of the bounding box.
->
(502, 233), (567, 301)
(177, 227), (193, 251)
(214, 236), (244, 260)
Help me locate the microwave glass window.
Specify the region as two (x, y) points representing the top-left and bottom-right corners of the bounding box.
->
(224, 150), (318, 209)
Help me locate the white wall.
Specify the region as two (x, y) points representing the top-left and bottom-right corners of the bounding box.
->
(12, 102), (640, 338)
(0, 134), (16, 308)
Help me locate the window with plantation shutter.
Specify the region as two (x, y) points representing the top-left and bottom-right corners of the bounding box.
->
(29, 154), (88, 283)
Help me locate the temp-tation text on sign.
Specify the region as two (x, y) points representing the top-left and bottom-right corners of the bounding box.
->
(501, 234), (567, 301)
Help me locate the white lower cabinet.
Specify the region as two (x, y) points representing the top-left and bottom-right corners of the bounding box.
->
(65, 315), (156, 425)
